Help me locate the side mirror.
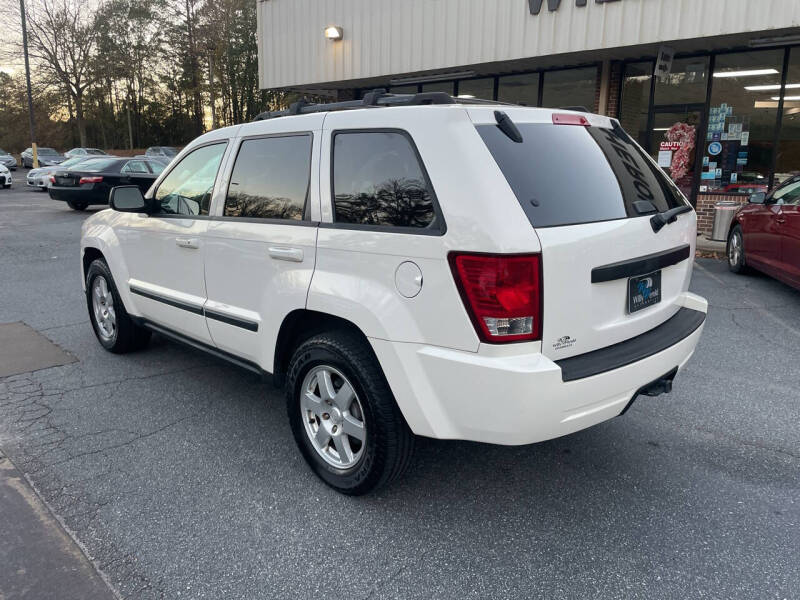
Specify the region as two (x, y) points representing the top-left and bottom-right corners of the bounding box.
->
(109, 185), (147, 212)
(749, 192), (766, 204)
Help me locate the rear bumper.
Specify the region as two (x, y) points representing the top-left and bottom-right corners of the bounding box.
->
(371, 292), (707, 445)
(49, 186), (106, 204)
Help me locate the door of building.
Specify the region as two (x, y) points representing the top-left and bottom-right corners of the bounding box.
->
(647, 104), (706, 206)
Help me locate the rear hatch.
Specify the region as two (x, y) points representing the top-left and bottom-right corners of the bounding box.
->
(473, 108), (696, 360)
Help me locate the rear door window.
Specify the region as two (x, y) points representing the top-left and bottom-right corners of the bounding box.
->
(477, 122), (686, 228)
(224, 134), (312, 220)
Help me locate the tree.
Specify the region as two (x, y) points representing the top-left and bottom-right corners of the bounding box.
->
(23, 0), (99, 146)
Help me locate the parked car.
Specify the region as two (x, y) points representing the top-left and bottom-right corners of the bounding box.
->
(49, 157), (165, 210)
(0, 164), (11, 188)
(21, 147), (66, 168)
(0, 148), (17, 170)
(80, 94), (708, 494)
(727, 175), (800, 290)
(144, 146), (178, 159)
(64, 147), (108, 159)
(27, 155), (116, 190)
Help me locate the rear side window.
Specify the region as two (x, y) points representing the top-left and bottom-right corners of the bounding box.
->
(121, 160), (149, 174)
(332, 131), (439, 230)
(477, 122), (686, 228)
(224, 134), (312, 220)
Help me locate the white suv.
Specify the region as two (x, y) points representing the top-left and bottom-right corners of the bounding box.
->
(80, 93), (707, 495)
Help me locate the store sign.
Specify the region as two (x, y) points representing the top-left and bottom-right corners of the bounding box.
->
(528, 0), (620, 15)
(654, 46), (675, 82)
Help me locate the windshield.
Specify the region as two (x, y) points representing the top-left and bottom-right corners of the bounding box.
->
(38, 148), (59, 156)
(477, 121), (687, 228)
(0, 149), (8, 155)
(88, 149), (106, 155)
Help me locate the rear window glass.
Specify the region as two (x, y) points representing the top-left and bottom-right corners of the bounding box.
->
(477, 122), (686, 228)
(81, 158), (119, 172)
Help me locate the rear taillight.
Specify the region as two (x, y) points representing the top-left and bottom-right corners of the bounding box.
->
(79, 176), (102, 184)
(449, 253), (542, 343)
(48, 175), (55, 183)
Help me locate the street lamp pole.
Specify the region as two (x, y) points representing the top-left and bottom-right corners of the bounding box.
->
(19, 0), (38, 168)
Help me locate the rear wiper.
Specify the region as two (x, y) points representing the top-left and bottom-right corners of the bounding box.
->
(494, 110), (523, 143)
(650, 205), (693, 233)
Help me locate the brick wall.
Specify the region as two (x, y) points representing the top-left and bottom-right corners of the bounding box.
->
(695, 194), (747, 237)
(607, 61), (622, 118)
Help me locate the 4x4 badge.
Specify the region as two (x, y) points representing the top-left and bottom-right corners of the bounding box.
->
(553, 335), (576, 350)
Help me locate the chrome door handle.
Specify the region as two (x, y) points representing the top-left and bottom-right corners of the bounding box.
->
(175, 237), (199, 249)
(268, 246), (304, 262)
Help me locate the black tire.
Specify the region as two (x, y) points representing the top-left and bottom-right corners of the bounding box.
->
(286, 330), (414, 495)
(85, 258), (151, 353)
(727, 224), (748, 274)
(67, 200), (89, 211)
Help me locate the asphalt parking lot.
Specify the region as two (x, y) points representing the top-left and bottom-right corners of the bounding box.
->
(1, 178), (798, 599)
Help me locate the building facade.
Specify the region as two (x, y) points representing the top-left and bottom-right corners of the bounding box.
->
(257, 0), (800, 234)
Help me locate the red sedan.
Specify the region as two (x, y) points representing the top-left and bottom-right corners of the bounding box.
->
(727, 175), (800, 290)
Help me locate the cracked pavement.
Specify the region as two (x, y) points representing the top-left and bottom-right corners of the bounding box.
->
(1, 186), (798, 599)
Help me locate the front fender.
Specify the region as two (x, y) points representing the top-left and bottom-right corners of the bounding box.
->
(80, 213), (139, 317)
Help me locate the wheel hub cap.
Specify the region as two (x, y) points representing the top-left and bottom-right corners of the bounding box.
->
(300, 365), (366, 469)
(91, 276), (116, 341)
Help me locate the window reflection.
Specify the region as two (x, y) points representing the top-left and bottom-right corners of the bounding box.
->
(541, 67), (598, 111)
(154, 143), (227, 216)
(775, 47), (800, 187)
(702, 50), (783, 194)
(498, 73), (540, 106)
(224, 135), (311, 220)
(333, 132), (436, 228)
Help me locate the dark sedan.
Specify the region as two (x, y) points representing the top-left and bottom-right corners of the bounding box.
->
(48, 157), (165, 211)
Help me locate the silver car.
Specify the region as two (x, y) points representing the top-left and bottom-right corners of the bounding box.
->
(64, 147), (108, 159)
(21, 147), (66, 168)
(0, 148), (17, 170)
(0, 164), (12, 188)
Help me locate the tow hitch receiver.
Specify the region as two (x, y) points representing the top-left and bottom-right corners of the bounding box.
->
(620, 367), (678, 415)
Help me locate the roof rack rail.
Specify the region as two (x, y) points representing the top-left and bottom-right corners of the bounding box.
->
(251, 89), (511, 121)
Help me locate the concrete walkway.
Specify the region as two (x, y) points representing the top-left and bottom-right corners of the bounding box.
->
(0, 448), (117, 600)
(696, 234), (726, 256)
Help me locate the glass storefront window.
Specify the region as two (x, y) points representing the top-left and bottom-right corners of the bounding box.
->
(389, 85), (419, 95)
(701, 50), (784, 194)
(653, 57), (709, 105)
(619, 61), (653, 147)
(775, 47), (800, 186)
(457, 77), (495, 101)
(541, 67), (598, 111)
(421, 81), (455, 95)
(497, 73), (540, 106)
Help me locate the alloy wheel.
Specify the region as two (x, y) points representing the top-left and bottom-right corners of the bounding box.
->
(729, 231), (742, 267)
(300, 365), (366, 469)
(91, 276), (117, 341)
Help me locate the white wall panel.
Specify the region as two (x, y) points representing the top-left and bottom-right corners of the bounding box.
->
(257, 0), (800, 89)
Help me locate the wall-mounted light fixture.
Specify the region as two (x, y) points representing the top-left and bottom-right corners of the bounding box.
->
(324, 26), (343, 41)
